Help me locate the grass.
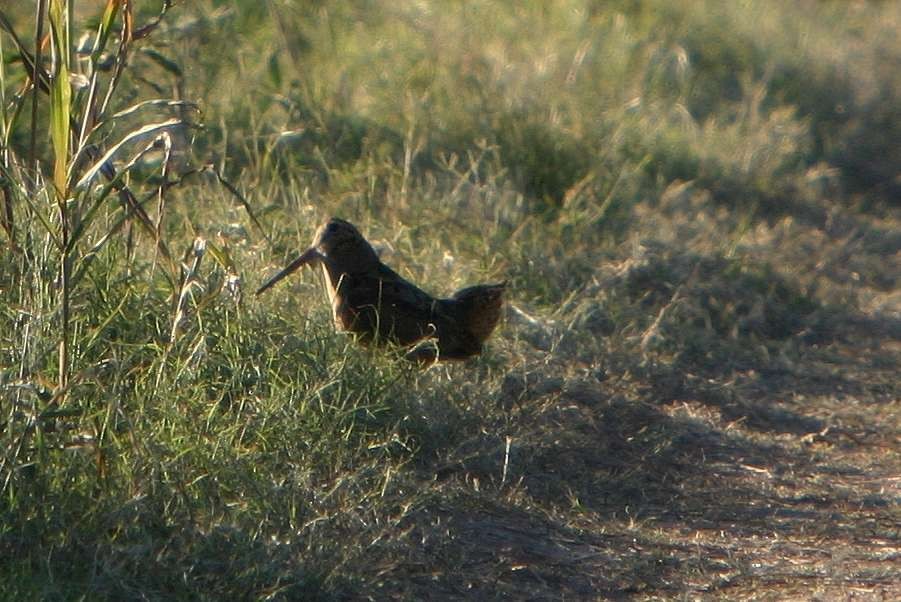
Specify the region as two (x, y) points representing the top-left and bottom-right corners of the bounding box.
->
(1, 0), (899, 599)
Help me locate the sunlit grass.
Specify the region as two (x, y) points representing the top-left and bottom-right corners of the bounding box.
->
(1, 1), (899, 599)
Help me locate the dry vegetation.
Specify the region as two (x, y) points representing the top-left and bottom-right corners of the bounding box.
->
(1, 1), (899, 599)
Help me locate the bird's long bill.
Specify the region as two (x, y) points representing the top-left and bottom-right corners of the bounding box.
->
(255, 247), (323, 296)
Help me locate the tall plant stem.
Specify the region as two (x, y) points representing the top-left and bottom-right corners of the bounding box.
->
(31, 0), (47, 172)
(49, 0), (72, 393)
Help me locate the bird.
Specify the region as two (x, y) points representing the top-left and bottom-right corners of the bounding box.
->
(256, 218), (505, 362)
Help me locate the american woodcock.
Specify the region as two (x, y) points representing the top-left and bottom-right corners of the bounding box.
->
(256, 218), (505, 362)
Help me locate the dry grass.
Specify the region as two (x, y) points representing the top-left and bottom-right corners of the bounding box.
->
(1, 1), (899, 600)
(305, 188), (899, 599)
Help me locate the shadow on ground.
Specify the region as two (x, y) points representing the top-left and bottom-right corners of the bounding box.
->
(352, 232), (900, 599)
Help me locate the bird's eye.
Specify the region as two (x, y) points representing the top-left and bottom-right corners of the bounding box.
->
(326, 223), (338, 234)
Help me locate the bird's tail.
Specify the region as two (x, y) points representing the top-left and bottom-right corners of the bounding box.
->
(448, 281), (507, 344)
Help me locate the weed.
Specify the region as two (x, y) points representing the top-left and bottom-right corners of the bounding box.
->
(1, 1), (899, 599)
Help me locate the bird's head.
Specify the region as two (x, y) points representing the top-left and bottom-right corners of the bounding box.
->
(311, 218), (377, 265)
(256, 217), (378, 296)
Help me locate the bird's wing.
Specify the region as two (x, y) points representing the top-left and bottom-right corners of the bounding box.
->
(340, 270), (441, 345)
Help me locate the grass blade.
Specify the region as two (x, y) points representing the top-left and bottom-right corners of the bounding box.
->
(48, 0), (71, 198)
(0, 10), (51, 93)
(75, 0), (120, 155)
(74, 118), (183, 189)
(48, 0), (71, 392)
(30, 0), (47, 170)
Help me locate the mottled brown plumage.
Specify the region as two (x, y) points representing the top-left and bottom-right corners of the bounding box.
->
(257, 218), (505, 362)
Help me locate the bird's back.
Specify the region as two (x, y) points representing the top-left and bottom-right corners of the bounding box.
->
(332, 261), (440, 346)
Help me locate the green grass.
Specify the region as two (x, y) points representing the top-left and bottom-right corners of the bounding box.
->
(1, 1), (899, 599)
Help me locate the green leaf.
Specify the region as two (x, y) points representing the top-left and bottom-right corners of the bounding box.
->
(92, 0), (120, 61)
(49, 0), (72, 199)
